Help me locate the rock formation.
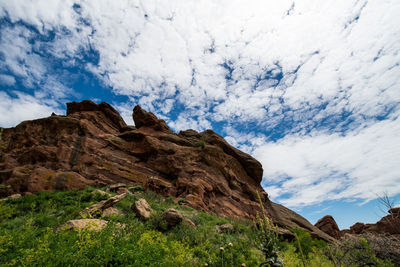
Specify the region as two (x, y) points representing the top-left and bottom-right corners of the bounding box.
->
(314, 215), (341, 239)
(0, 100), (334, 242)
(345, 209), (400, 235)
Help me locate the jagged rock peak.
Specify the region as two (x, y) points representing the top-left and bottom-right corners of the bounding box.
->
(67, 100), (127, 129)
(132, 105), (172, 133)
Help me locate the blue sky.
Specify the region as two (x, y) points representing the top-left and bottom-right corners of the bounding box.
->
(1, 0), (399, 229)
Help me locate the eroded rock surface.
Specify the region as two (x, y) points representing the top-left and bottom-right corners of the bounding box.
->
(132, 198), (153, 220)
(0, 100), (334, 242)
(315, 215), (341, 239)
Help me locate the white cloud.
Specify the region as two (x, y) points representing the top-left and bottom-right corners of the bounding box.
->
(0, 74), (15, 86)
(0, 91), (62, 128)
(253, 113), (400, 207)
(1, 0), (400, 210)
(2, 0), (399, 128)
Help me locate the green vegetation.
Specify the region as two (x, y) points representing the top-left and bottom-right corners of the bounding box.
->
(194, 138), (207, 149)
(0, 188), (394, 266)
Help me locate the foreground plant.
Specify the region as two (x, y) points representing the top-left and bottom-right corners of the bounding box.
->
(256, 191), (283, 267)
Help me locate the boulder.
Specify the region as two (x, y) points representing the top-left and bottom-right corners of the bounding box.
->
(217, 223), (235, 233)
(102, 207), (123, 217)
(57, 219), (108, 232)
(162, 208), (183, 228)
(80, 193), (126, 218)
(0, 193), (21, 201)
(132, 198), (153, 220)
(92, 189), (111, 197)
(315, 215), (341, 239)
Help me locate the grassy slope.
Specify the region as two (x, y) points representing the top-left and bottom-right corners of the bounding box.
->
(0, 187), (393, 266)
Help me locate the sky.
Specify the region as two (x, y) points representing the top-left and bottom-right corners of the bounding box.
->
(0, 0), (399, 229)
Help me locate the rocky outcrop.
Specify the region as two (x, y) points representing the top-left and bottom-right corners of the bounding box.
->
(315, 215), (341, 239)
(0, 100), (334, 242)
(345, 211), (400, 235)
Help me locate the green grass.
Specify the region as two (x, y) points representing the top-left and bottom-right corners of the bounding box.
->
(0, 187), (394, 266)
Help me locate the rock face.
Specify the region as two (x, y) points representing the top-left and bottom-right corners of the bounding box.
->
(0, 100), (334, 242)
(315, 215), (341, 239)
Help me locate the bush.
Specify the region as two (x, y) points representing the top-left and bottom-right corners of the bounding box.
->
(255, 192), (283, 267)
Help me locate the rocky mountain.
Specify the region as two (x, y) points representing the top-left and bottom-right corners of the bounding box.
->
(0, 100), (334, 242)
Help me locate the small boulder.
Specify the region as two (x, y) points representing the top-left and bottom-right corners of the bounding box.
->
(162, 208), (183, 228)
(102, 207), (123, 217)
(132, 198), (153, 220)
(92, 189), (111, 197)
(107, 183), (127, 192)
(0, 193), (21, 201)
(217, 223), (235, 233)
(57, 219), (108, 232)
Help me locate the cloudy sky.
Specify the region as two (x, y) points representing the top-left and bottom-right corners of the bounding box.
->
(1, 0), (399, 228)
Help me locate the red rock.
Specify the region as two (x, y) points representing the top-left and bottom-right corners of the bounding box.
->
(349, 222), (366, 234)
(0, 100), (335, 242)
(315, 215), (342, 239)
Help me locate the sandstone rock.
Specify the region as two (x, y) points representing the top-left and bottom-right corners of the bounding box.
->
(0, 100), (334, 241)
(80, 193), (126, 218)
(349, 222), (366, 234)
(389, 207), (400, 215)
(217, 223), (235, 233)
(57, 219), (108, 232)
(0, 193), (21, 201)
(162, 208), (183, 228)
(67, 100), (127, 130)
(315, 215), (341, 239)
(107, 183), (127, 192)
(132, 198), (153, 220)
(92, 189), (111, 197)
(102, 207), (123, 217)
(133, 105), (172, 133)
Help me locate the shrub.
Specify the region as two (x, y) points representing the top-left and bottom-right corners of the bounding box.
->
(255, 191), (283, 267)
(128, 185), (145, 193)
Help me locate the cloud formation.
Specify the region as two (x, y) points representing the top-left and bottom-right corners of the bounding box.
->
(1, 0), (399, 209)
